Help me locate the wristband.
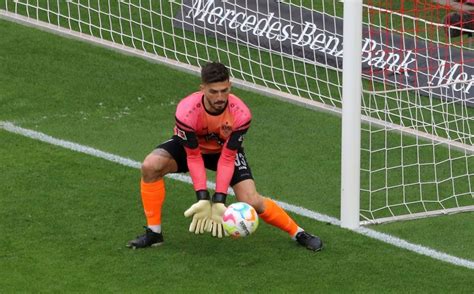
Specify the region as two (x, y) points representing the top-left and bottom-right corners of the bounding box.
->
(195, 190), (210, 201)
(212, 192), (227, 204)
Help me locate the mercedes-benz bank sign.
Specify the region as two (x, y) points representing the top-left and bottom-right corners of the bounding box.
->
(173, 0), (474, 106)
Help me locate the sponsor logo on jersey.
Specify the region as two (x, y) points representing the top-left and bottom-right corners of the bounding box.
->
(221, 124), (232, 137)
(205, 132), (225, 145)
(176, 129), (187, 140)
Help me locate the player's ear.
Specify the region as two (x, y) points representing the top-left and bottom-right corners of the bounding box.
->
(199, 83), (205, 91)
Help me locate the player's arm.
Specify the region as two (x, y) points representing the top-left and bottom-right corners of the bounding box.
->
(215, 127), (249, 195)
(175, 117), (207, 192)
(175, 117), (212, 234)
(210, 125), (250, 237)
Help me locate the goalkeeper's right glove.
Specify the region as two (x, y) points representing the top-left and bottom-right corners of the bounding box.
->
(208, 192), (227, 238)
(183, 190), (212, 234)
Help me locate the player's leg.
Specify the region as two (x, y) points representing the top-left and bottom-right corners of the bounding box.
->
(128, 137), (186, 249)
(232, 179), (298, 234)
(233, 180), (322, 251)
(231, 150), (323, 251)
(140, 148), (178, 232)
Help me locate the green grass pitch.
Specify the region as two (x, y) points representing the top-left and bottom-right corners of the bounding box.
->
(0, 18), (473, 292)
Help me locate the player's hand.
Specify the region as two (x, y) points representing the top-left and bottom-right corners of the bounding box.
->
(184, 191), (212, 234)
(209, 203), (227, 238)
(209, 193), (228, 238)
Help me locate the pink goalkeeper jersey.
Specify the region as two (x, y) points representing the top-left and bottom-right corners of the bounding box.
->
(174, 91), (252, 193)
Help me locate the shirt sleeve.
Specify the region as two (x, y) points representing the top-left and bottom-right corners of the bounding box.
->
(174, 99), (207, 192)
(214, 127), (250, 194)
(215, 143), (238, 194)
(183, 144), (207, 192)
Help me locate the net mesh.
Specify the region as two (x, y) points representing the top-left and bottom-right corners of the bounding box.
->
(360, 0), (473, 222)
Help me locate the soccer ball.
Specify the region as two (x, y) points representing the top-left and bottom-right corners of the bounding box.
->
(223, 202), (259, 238)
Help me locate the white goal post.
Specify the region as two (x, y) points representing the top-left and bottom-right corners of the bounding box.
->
(1, 0), (473, 228)
(340, 0), (362, 229)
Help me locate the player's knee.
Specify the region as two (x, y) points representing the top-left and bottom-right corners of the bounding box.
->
(141, 154), (167, 182)
(237, 191), (265, 213)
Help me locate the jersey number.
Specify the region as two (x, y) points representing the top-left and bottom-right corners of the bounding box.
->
(234, 153), (247, 168)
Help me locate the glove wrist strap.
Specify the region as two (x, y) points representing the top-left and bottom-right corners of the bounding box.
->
(195, 190), (210, 201)
(212, 192), (227, 204)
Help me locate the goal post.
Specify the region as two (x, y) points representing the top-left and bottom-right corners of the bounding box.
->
(341, 0), (363, 229)
(1, 0), (473, 227)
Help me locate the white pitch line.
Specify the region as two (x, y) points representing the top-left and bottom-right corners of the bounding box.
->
(1, 121), (473, 270)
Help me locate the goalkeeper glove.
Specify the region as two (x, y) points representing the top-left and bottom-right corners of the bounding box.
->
(209, 192), (227, 238)
(183, 190), (212, 234)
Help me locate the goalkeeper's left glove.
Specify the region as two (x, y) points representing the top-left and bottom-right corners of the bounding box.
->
(209, 192), (227, 238)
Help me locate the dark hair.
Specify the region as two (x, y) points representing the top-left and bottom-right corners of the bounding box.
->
(201, 62), (229, 84)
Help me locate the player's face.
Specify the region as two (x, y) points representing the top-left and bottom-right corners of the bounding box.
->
(201, 80), (231, 113)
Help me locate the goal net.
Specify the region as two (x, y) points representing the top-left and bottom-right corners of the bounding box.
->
(359, 0), (473, 224)
(1, 0), (472, 225)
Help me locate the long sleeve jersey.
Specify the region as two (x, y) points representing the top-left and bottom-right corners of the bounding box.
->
(174, 91), (252, 194)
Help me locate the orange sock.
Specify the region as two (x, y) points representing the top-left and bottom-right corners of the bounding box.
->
(258, 198), (299, 237)
(140, 178), (166, 227)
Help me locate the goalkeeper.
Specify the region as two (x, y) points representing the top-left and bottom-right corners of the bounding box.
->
(127, 62), (323, 251)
